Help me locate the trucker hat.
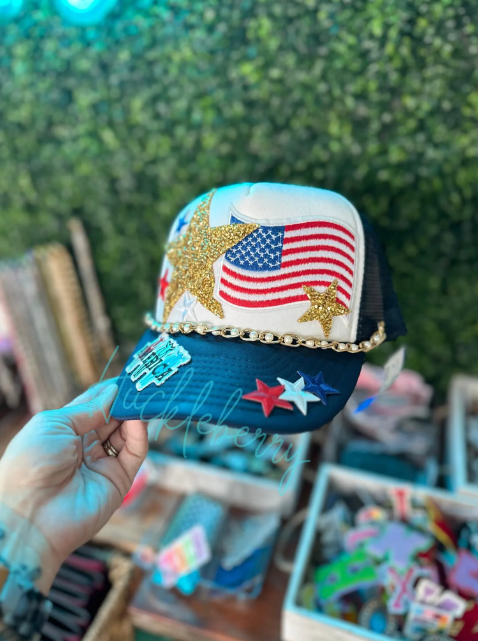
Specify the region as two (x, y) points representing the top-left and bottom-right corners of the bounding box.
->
(111, 183), (406, 434)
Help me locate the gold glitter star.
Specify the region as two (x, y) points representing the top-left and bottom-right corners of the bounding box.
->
(163, 190), (258, 320)
(297, 279), (350, 338)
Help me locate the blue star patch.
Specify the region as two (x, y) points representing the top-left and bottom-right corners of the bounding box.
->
(175, 213), (189, 235)
(297, 370), (340, 405)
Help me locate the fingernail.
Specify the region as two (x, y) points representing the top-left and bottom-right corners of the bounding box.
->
(92, 376), (119, 390)
(100, 383), (119, 400)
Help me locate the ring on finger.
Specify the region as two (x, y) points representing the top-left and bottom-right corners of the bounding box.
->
(103, 438), (119, 458)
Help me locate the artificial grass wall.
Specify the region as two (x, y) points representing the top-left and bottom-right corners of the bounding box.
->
(1, 0), (477, 395)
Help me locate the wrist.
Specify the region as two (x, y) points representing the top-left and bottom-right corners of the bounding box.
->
(0, 503), (61, 596)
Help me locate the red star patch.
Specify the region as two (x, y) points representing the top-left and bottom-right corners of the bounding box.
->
(158, 270), (169, 300)
(242, 379), (293, 417)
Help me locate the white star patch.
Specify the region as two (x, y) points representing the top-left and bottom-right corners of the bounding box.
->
(277, 377), (321, 415)
(175, 291), (197, 322)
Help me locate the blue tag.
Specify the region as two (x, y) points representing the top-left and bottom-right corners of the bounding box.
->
(354, 396), (377, 414)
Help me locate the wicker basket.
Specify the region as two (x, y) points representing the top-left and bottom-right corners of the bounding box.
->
(82, 554), (139, 641)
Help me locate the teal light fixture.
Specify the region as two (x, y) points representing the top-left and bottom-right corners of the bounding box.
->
(54, 0), (117, 25)
(0, 0), (23, 23)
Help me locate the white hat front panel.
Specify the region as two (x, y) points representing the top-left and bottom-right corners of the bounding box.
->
(156, 182), (365, 343)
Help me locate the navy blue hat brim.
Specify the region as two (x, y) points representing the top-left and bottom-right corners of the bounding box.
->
(111, 329), (365, 435)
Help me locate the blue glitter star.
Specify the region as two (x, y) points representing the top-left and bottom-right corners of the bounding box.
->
(297, 370), (340, 405)
(175, 213), (189, 235)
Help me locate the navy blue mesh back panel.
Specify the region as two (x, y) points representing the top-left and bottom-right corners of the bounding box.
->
(357, 214), (407, 343)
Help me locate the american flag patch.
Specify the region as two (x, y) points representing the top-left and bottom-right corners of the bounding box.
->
(218, 215), (356, 309)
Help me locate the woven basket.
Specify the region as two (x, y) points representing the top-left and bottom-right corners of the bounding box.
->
(82, 554), (139, 641)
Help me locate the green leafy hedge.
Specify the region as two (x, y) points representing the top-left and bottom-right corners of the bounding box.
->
(1, 0), (477, 396)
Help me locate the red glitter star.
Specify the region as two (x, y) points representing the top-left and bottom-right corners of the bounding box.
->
(158, 270), (170, 300)
(242, 379), (293, 417)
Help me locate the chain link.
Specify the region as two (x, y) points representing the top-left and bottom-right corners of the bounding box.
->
(144, 312), (386, 354)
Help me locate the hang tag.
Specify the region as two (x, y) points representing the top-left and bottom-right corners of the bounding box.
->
(354, 346), (406, 413)
(156, 524), (211, 588)
(380, 346), (407, 391)
(126, 333), (191, 391)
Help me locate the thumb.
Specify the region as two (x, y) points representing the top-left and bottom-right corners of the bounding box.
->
(58, 383), (120, 436)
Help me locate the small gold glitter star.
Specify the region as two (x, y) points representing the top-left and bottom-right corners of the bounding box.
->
(163, 190), (258, 320)
(297, 279), (350, 338)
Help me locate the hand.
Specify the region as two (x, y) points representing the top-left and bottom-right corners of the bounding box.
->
(0, 379), (148, 594)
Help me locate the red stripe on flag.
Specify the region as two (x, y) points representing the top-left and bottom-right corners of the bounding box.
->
(280, 256), (354, 276)
(221, 264), (353, 289)
(219, 289), (350, 309)
(220, 277), (351, 300)
(281, 245), (354, 264)
(285, 221), (355, 240)
(283, 233), (355, 253)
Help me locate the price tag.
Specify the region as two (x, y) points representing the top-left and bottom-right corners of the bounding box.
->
(380, 346), (407, 393)
(355, 346), (406, 413)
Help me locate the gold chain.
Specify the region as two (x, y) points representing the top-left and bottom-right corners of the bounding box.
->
(144, 312), (386, 354)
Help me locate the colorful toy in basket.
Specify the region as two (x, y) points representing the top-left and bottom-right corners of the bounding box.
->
(112, 183), (406, 434)
(302, 485), (478, 640)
